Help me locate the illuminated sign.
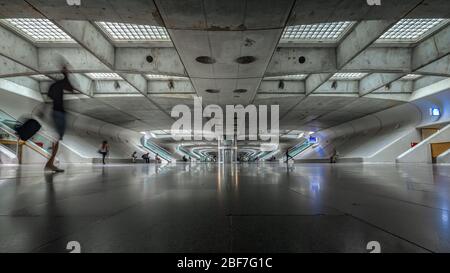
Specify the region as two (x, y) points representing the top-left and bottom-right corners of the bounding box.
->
(430, 107), (441, 116)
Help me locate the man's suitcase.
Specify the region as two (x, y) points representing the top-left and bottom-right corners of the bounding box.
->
(15, 119), (41, 141)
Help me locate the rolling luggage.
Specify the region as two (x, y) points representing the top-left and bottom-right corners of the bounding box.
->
(15, 119), (41, 141)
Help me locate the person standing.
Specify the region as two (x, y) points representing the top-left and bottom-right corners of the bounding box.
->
(45, 67), (75, 172)
(142, 152), (150, 163)
(131, 151), (137, 163)
(99, 140), (109, 165)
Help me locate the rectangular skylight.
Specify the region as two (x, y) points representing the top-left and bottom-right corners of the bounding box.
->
(1, 18), (74, 43)
(378, 19), (448, 42)
(330, 73), (368, 80)
(97, 22), (170, 41)
(146, 74), (188, 80)
(86, 73), (122, 80)
(281, 21), (354, 42)
(264, 74), (308, 80)
(401, 74), (423, 80)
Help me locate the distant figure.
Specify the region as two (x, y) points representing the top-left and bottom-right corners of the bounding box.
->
(155, 154), (161, 164)
(182, 155), (188, 162)
(330, 148), (339, 163)
(98, 140), (109, 165)
(45, 67), (75, 172)
(285, 149), (294, 163)
(142, 152), (150, 163)
(131, 151), (137, 163)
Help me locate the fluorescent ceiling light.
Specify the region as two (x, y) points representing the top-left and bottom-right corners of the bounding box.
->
(97, 22), (170, 41)
(86, 73), (122, 80)
(401, 74), (423, 80)
(146, 74), (188, 80)
(1, 18), (75, 43)
(378, 18), (448, 42)
(281, 21), (354, 42)
(264, 74), (308, 80)
(330, 73), (368, 80)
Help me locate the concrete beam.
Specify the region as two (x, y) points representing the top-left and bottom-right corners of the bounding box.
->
(343, 48), (411, 72)
(359, 73), (405, 96)
(337, 20), (396, 69)
(266, 48), (336, 76)
(416, 55), (450, 76)
(412, 24), (450, 70)
(0, 55), (35, 77)
(148, 80), (195, 94)
(55, 20), (174, 120)
(38, 47), (110, 73)
(115, 48), (186, 75)
(0, 25), (38, 70)
(56, 20), (115, 67)
(305, 73), (333, 94)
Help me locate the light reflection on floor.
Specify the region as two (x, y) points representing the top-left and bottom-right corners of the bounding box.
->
(0, 163), (449, 253)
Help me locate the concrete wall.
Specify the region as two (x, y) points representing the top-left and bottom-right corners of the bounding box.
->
(297, 80), (450, 163)
(0, 86), (149, 165)
(397, 124), (450, 163)
(437, 148), (450, 164)
(297, 103), (422, 163)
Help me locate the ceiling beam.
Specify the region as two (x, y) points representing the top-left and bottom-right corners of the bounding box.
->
(53, 20), (174, 121)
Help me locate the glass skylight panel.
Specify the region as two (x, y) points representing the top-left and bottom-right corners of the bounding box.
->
(378, 19), (447, 42)
(330, 73), (368, 80)
(146, 74), (187, 80)
(86, 73), (122, 80)
(1, 18), (74, 42)
(97, 22), (170, 41)
(265, 74), (308, 80)
(281, 21), (354, 41)
(401, 74), (423, 80)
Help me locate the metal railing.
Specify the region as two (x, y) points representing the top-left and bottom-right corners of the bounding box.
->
(141, 137), (173, 162)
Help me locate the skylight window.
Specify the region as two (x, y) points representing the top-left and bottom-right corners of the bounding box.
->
(378, 19), (448, 42)
(281, 21), (354, 42)
(264, 74), (308, 80)
(330, 73), (368, 80)
(97, 22), (170, 41)
(1, 18), (74, 43)
(146, 74), (188, 80)
(86, 73), (122, 80)
(401, 74), (423, 80)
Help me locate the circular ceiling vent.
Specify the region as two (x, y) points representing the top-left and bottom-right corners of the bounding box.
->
(205, 89), (220, 94)
(298, 56), (306, 64)
(196, 56), (216, 64)
(233, 89), (248, 93)
(236, 56), (256, 64)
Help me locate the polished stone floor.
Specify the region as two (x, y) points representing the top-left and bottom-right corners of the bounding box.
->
(0, 162), (449, 253)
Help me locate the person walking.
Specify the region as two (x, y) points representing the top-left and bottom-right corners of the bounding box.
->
(285, 149), (294, 163)
(99, 140), (109, 165)
(45, 67), (75, 172)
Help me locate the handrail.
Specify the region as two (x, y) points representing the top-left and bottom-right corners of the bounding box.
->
(288, 140), (313, 158)
(0, 113), (52, 159)
(141, 137), (173, 162)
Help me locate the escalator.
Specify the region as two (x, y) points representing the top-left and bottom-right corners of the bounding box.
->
(0, 110), (54, 163)
(140, 137), (174, 162)
(177, 145), (207, 161)
(287, 140), (314, 159)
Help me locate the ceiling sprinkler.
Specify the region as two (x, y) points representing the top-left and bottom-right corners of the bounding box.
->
(66, 0), (81, 6)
